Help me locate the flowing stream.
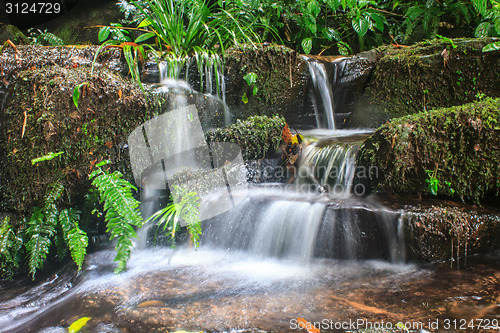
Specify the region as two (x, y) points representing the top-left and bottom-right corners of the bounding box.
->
(1, 58), (499, 333)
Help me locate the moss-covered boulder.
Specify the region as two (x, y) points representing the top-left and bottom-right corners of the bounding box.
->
(224, 45), (314, 127)
(206, 115), (286, 161)
(357, 98), (500, 203)
(405, 205), (500, 262)
(0, 23), (29, 44)
(358, 38), (500, 125)
(0, 65), (149, 214)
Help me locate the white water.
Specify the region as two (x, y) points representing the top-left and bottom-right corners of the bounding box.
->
(307, 60), (335, 129)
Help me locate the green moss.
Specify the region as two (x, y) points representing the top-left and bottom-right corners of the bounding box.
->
(223, 44), (311, 124)
(358, 98), (500, 203)
(0, 65), (149, 214)
(206, 115), (286, 161)
(363, 38), (500, 122)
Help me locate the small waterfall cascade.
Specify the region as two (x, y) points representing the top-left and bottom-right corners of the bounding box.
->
(307, 60), (335, 129)
(159, 54), (231, 126)
(202, 187), (407, 262)
(296, 141), (359, 198)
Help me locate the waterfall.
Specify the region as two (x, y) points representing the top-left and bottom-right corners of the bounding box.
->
(159, 54), (231, 126)
(296, 141), (360, 198)
(307, 60), (335, 129)
(202, 187), (407, 262)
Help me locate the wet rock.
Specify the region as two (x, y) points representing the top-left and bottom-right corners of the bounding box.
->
(358, 37), (500, 126)
(357, 98), (500, 203)
(404, 205), (500, 262)
(223, 44), (315, 128)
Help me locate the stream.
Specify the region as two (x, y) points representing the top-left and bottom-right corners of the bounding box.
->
(0, 56), (499, 333)
(1, 130), (499, 332)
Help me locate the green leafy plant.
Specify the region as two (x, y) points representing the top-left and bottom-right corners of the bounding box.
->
(403, 0), (474, 42)
(89, 160), (144, 274)
(145, 185), (202, 248)
(27, 28), (64, 46)
(425, 169), (439, 196)
(0, 217), (23, 279)
(471, 0), (500, 51)
(242, 72), (258, 103)
(25, 182), (88, 279)
(31, 151), (65, 165)
(73, 82), (89, 108)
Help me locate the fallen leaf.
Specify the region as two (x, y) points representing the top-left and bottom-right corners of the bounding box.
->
(68, 317), (91, 333)
(104, 141), (113, 148)
(21, 111), (27, 138)
(297, 317), (320, 333)
(282, 124), (293, 144)
(138, 300), (165, 307)
(118, 90), (123, 99)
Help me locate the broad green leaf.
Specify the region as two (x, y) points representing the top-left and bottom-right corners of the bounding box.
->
(472, 0), (488, 16)
(134, 32), (156, 43)
(304, 14), (317, 35)
(475, 21), (492, 37)
(483, 41), (500, 52)
(137, 18), (153, 27)
(31, 152), (64, 165)
(68, 317), (91, 333)
(301, 37), (313, 54)
(72, 82), (88, 108)
(322, 27), (341, 41)
(307, 0), (321, 17)
(324, 0), (341, 11)
(243, 72), (258, 86)
(495, 17), (500, 34)
(352, 17), (369, 36)
(242, 92), (249, 104)
(98, 27), (110, 43)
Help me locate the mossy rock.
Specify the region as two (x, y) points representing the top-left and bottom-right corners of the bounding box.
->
(0, 65), (149, 214)
(357, 98), (500, 203)
(224, 44), (314, 128)
(0, 23), (29, 44)
(359, 37), (500, 125)
(405, 205), (500, 262)
(206, 115), (286, 161)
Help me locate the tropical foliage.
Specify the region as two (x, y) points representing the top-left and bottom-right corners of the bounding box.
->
(89, 160), (144, 274)
(0, 182), (88, 280)
(145, 185), (202, 248)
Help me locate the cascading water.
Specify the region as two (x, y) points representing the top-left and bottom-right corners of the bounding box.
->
(159, 54), (232, 126)
(202, 185), (406, 263)
(307, 60), (335, 129)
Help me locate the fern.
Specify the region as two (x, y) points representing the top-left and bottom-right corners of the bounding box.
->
(25, 182), (89, 278)
(26, 208), (55, 279)
(59, 209), (88, 270)
(89, 160), (143, 274)
(0, 217), (22, 279)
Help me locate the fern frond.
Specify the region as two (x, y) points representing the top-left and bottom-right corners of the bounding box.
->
(44, 182), (64, 208)
(0, 217), (22, 279)
(59, 209), (88, 270)
(90, 161), (143, 274)
(26, 208), (55, 279)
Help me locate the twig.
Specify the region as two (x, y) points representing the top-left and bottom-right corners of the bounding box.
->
(84, 25), (151, 33)
(21, 110), (27, 138)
